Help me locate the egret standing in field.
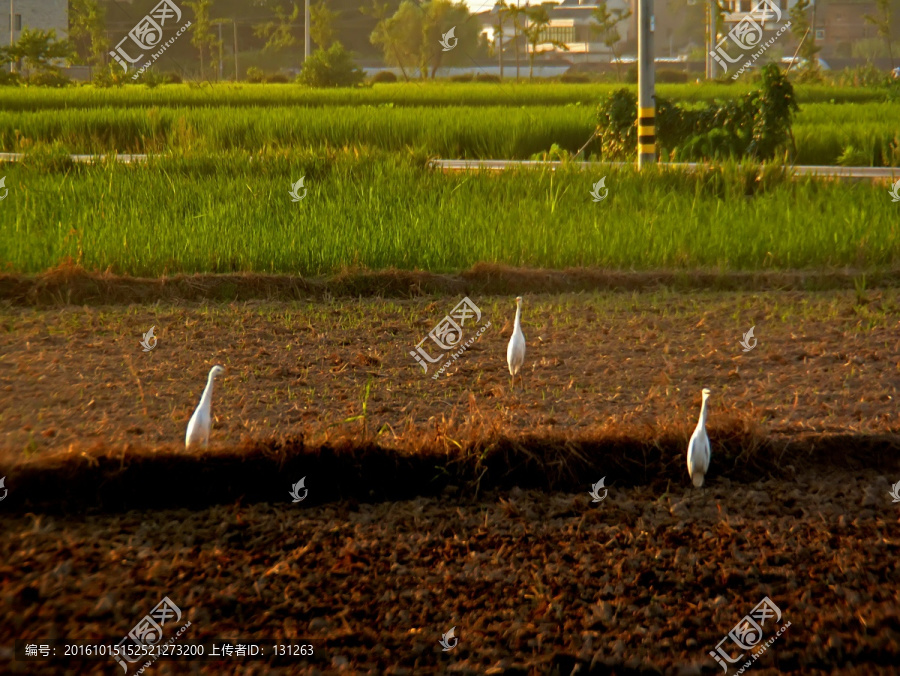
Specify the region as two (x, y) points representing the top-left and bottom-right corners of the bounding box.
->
(185, 365), (225, 450)
(687, 388), (711, 487)
(506, 296), (526, 389)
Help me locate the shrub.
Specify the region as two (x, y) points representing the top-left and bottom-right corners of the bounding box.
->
(140, 70), (165, 88)
(474, 73), (500, 83)
(163, 71), (183, 84)
(370, 70), (397, 83)
(0, 69), (21, 86)
(25, 69), (71, 87)
(656, 69), (688, 83)
(559, 73), (590, 83)
(265, 73), (290, 83)
(246, 66), (265, 83)
(596, 63), (798, 162)
(297, 42), (364, 88)
(450, 73), (474, 82)
(91, 63), (127, 88)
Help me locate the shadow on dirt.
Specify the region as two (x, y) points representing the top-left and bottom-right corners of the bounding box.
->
(4, 423), (898, 514)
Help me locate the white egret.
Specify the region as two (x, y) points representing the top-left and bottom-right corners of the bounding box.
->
(506, 296), (526, 389)
(185, 365), (225, 450)
(687, 388), (711, 487)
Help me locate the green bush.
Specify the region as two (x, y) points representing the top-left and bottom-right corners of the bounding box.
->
(450, 73), (474, 82)
(370, 70), (397, 83)
(297, 42), (364, 88)
(245, 66), (265, 83)
(25, 69), (71, 87)
(474, 73), (500, 83)
(597, 63), (799, 162)
(0, 69), (21, 86)
(265, 73), (290, 83)
(140, 70), (165, 88)
(656, 69), (689, 83)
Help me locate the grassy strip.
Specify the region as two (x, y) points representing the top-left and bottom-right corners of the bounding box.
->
(0, 81), (887, 112)
(2, 102), (897, 165)
(1, 151), (897, 276)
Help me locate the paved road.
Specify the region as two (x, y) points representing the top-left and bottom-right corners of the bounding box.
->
(1, 151), (897, 181)
(430, 159), (900, 180)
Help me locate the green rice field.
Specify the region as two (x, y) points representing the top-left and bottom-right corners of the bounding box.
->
(0, 151), (896, 276)
(0, 82), (897, 276)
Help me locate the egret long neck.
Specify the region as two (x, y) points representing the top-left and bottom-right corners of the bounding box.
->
(199, 375), (216, 411)
(698, 397), (709, 427)
(514, 304), (522, 328)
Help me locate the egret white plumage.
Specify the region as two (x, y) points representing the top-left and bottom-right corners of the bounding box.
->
(506, 296), (526, 389)
(185, 365), (225, 450)
(687, 388), (711, 488)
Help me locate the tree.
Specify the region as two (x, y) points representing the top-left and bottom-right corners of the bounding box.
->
(863, 0), (895, 70)
(185, 0), (221, 79)
(421, 0), (481, 78)
(310, 1), (340, 50)
(506, 2), (526, 81)
(591, 1), (631, 81)
(69, 0), (108, 68)
(492, 1), (509, 79)
(369, 0), (420, 80)
(253, 1), (301, 56)
(789, 0), (821, 78)
(298, 40), (364, 86)
(522, 5), (567, 80)
(369, 0), (480, 79)
(1, 28), (73, 75)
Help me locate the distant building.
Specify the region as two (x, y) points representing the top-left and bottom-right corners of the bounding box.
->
(1, 0), (68, 48)
(477, 0), (636, 65)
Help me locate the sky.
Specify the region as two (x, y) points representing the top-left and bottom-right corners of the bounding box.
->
(464, 1), (502, 13)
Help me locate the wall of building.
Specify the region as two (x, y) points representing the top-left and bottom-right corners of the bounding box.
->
(1, 0), (68, 49)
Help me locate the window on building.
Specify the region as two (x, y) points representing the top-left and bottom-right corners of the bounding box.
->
(14, 14), (21, 31)
(815, 29), (825, 40)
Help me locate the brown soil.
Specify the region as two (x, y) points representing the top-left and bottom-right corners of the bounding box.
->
(3, 263), (900, 306)
(2, 472), (899, 675)
(1, 284), (899, 674)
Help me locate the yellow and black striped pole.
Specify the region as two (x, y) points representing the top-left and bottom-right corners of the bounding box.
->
(638, 106), (655, 166)
(638, 0), (656, 168)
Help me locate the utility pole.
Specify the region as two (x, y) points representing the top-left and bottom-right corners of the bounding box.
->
(497, 19), (503, 79)
(637, 0), (655, 168)
(217, 21), (223, 81)
(232, 18), (238, 81)
(706, 0), (715, 79)
(304, 0), (310, 61)
(9, 0), (14, 74)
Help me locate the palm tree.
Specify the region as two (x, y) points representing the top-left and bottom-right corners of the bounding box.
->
(505, 2), (527, 82)
(523, 5), (567, 79)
